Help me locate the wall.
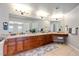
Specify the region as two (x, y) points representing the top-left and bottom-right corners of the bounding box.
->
(0, 4), (11, 55)
(64, 5), (79, 49)
(0, 4), (9, 35)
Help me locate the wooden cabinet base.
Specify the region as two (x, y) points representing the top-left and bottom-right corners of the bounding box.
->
(3, 33), (68, 56)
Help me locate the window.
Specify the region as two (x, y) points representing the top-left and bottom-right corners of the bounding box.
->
(8, 25), (13, 32)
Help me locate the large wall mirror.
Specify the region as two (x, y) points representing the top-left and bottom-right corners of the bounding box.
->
(8, 14), (65, 34)
(8, 14), (50, 34)
(50, 18), (65, 32)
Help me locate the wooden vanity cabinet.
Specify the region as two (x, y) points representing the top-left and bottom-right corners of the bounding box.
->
(7, 39), (16, 56)
(3, 32), (68, 56)
(7, 34), (53, 55)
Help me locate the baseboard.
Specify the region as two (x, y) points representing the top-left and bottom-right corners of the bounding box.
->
(68, 43), (79, 52)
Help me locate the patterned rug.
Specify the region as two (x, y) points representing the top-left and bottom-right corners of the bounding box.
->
(15, 43), (59, 56)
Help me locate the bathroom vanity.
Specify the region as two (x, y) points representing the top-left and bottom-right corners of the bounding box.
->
(3, 32), (68, 56)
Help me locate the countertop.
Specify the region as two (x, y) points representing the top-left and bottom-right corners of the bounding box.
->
(5, 32), (68, 39)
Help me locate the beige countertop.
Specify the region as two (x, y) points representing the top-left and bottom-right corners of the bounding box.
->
(5, 32), (68, 39)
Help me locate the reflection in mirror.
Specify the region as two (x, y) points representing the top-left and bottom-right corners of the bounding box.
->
(50, 19), (64, 32)
(8, 14), (65, 34)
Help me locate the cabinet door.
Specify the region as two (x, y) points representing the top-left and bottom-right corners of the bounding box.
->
(38, 35), (45, 45)
(7, 42), (16, 55)
(41, 34), (52, 45)
(41, 35), (47, 45)
(16, 40), (23, 52)
(30, 36), (40, 48)
(23, 37), (31, 51)
(46, 34), (52, 43)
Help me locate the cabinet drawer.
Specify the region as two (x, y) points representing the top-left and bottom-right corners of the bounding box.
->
(23, 39), (31, 50)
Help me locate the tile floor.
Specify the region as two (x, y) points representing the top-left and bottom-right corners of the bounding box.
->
(15, 43), (79, 56)
(44, 44), (79, 56)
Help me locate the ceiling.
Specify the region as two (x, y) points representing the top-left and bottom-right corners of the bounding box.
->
(23, 3), (79, 15)
(9, 3), (79, 18)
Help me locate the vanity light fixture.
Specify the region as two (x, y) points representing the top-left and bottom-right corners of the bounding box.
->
(12, 4), (32, 16)
(15, 9), (31, 16)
